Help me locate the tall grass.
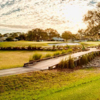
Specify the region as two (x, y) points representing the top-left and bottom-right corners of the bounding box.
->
(57, 51), (100, 69)
(56, 56), (75, 69)
(32, 53), (42, 60)
(53, 51), (61, 56)
(81, 44), (86, 51)
(69, 56), (75, 69)
(61, 50), (66, 54)
(80, 54), (88, 65)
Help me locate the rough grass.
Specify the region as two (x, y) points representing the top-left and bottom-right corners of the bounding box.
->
(0, 51), (56, 70)
(1, 68), (100, 100)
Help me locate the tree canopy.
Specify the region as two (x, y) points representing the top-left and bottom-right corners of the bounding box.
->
(84, 2), (100, 36)
(62, 31), (74, 40)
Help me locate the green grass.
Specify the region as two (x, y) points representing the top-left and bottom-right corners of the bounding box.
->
(1, 68), (100, 100)
(81, 41), (100, 47)
(41, 77), (100, 100)
(0, 51), (56, 70)
(0, 41), (63, 47)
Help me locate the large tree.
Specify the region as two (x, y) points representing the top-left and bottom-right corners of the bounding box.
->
(27, 28), (48, 41)
(62, 31), (74, 40)
(84, 2), (100, 36)
(45, 28), (60, 40)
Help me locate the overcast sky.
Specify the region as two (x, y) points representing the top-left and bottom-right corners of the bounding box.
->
(0, 0), (99, 34)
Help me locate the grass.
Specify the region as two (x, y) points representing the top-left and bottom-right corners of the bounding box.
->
(0, 51), (56, 70)
(56, 56), (75, 69)
(0, 41), (63, 47)
(81, 41), (100, 47)
(1, 68), (100, 100)
(31, 53), (42, 60)
(53, 51), (61, 56)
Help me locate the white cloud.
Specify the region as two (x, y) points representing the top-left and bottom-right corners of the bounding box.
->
(0, 0), (99, 34)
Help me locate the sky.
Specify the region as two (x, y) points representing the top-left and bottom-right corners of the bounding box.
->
(0, 0), (99, 34)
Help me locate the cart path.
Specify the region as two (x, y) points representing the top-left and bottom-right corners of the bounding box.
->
(0, 48), (99, 77)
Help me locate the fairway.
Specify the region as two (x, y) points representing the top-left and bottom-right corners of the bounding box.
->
(0, 41), (63, 47)
(0, 51), (56, 70)
(81, 41), (100, 46)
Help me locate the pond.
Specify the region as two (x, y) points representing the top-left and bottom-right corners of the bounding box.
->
(48, 43), (80, 46)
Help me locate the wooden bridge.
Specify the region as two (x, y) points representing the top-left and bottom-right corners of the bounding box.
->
(0, 48), (99, 77)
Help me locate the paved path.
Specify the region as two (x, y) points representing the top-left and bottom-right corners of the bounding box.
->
(0, 48), (99, 77)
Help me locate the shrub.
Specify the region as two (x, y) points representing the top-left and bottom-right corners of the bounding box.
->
(32, 53), (42, 60)
(53, 51), (61, 56)
(67, 49), (73, 53)
(61, 50), (66, 54)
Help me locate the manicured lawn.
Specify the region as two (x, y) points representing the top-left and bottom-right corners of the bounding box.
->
(0, 51), (56, 70)
(0, 41), (63, 47)
(1, 68), (100, 100)
(81, 41), (100, 46)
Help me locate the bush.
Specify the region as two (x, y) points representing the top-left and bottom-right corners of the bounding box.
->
(53, 51), (61, 56)
(67, 49), (73, 53)
(32, 53), (42, 60)
(61, 50), (66, 54)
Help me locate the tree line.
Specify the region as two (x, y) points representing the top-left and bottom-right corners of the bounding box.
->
(0, 28), (78, 41)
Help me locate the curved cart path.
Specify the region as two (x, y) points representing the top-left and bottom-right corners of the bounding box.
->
(0, 48), (99, 77)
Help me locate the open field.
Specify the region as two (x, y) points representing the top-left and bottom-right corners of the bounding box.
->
(81, 41), (100, 47)
(1, 68), (100, 100)
(0, 41), (63, 47)
(0, 51), (56, 70)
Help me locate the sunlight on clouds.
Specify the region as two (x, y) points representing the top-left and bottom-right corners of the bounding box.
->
(0, 0), (99, 34)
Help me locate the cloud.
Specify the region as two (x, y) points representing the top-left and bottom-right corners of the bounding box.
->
(0, 0), (99, 34)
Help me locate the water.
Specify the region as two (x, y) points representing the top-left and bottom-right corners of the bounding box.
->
(48, 43), (80, 46)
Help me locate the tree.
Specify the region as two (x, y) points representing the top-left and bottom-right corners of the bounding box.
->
(27, 30), (35, 41)
(6, 37), (14, 41)
(62, 31), (73, 40)
(27, 28), (48, 41)
(78, 29), (85, 40)
(18, 34), (26, 40)
(84, 2), (100, 36)
(45, 28), (60, 40)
